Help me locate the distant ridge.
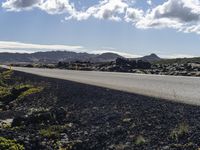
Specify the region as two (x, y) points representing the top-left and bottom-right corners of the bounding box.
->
(0, 51), (123, 63)
(0, 51), (163, 64)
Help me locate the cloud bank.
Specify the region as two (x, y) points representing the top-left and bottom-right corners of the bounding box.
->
(0, 41), (195, 59)
(0, 41), (83, 53)
(0, 41), (140, 58)
(2, 0), (200, 34)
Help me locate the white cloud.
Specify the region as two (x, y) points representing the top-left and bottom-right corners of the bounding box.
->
(92, 0), (128, 21)
(39, 0), (74, 14)
(124, 7), (144, 23)
(136, 0), (200, 33)
(182, 24), (200, 34)
(0, 41), (140, 58)
(2, 0), (129, 21)
(66, 0), (129, 21)
(147, 0), (152, 6)
(91, 49), (141, 58)
(159, 54), (196, 59)
(2, 0), (200, 34)
(2, 0), (42, 11)
(0, 41), (84, 52)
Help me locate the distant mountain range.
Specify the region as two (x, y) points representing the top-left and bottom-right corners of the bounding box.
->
(0, 51), (161, 64)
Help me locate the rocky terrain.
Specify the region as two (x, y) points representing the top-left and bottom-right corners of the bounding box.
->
(1, 68), (200, 149)
(24, 57), (200, 77)
(148, 63), (200, 76)
(4, 51), (200, 77)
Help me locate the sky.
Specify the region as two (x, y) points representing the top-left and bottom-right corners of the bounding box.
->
(0, 0), (200, 58)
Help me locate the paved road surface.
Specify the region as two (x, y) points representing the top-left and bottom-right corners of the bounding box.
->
(2, 66), (200, 105)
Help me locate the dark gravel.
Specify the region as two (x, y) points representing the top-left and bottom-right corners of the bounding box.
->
(1, 70), (200, 150)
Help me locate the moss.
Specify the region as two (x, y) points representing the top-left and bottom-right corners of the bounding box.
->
(15, 84), (33, 90)
(0, 137), (24, 150)
(0, 69), (13, 87)
(39, 128), (60, 138)
(39, 125), (65, 138)
(0, 69), (13, 98)
(11, 126), (25, 131)
(0, 86), (11, 98)
(171, 142), (194, 149)
(135, 135), (146, 145)
(1, 69), (13, 80)
(39, 124), (72, 139)
(170, 122), (189, 141)
(17, 87), (43, 100)
(57, 140), (82, 150)
(27, 107), (50, 115)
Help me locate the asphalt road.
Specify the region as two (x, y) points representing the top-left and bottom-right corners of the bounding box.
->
(2, 66), (200, 105)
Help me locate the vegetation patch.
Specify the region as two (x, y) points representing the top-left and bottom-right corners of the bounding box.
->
(0, 137), (24, 150)
(135, 135), (146, 145)
(39, 124), (71, 138)
(0, 69), (13, 87)
(0, 69), (13, 100)
(170, 122), (189, 141)
(17, 87), (43, 100)
(15, 84), (33, 90)
(0, 87), (11, 99)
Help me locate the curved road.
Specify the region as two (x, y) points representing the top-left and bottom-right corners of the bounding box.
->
(2, 66), (200, 105)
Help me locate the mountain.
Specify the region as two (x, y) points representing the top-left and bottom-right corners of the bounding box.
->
(0, 51), (122, 64)
(140, 53), (161, 62)
(89, 52), (123, 62)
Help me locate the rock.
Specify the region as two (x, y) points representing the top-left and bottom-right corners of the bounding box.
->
(122, 118), (132, 123)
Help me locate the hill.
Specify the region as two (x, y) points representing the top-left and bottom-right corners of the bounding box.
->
(140, 53), (161, 62)
(0, 51), (122, 63)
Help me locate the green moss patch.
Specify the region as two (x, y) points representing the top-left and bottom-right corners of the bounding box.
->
(39, 124), (72, 138)
(0, 137), (24, 150)
(17, 87), (43, 100)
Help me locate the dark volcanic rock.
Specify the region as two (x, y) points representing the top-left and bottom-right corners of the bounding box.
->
(115, 58), (151, 70)
(12, 107), (67, 127)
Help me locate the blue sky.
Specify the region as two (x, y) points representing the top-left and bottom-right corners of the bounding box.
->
(0, 0), (200, 58)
